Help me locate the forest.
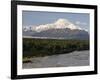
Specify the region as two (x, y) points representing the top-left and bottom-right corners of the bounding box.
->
(23, 38), (89, 58)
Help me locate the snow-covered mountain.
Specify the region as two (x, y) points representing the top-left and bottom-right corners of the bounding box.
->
(23, 18), (89, 40)
(23, 19), (83, 32)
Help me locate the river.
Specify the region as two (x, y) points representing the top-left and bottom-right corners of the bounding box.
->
(23, 50), (89, 69)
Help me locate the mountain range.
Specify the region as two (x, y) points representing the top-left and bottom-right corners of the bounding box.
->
(23, 19), (89, 40)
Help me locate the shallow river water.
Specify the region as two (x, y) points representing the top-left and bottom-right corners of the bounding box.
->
(23, 50), (89, 69)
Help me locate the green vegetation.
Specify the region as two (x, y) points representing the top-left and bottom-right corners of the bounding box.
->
(23, 38), (89, 58)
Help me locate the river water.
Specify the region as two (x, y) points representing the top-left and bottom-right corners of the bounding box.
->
(23, 50), (89, 69)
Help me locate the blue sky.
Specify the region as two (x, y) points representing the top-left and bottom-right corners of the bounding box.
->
(22, 11), (90, 32)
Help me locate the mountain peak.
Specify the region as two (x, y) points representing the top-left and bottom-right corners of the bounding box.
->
(23, 18), (83, 32)
(23, 18), (89, 40)
(54, 18), (82, 30)
(55, 18), (70, 25)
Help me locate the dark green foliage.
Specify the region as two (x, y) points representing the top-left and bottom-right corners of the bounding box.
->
(23, 38), (89, 58)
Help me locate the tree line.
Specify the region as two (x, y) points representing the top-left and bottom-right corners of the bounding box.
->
(23, 38), (89, 58)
